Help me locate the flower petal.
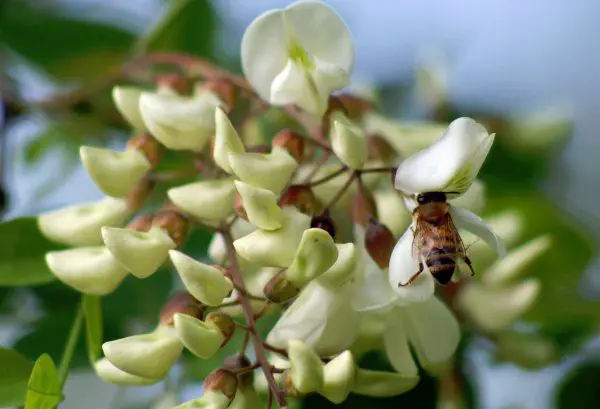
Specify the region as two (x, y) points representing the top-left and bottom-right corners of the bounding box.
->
(214, 107), (245, 173)
(401, 297), (460, 372)
(234, 180), (283, 230)
(450, 206), (505, 257)
(383, 308), (418, 376)
(228, 147), (297, 194)
(94, 358), (160, 386)
(288, 339), (324, 393)
(270, 58), (314, 109)
(484, 236), (551, 285)
(318, 243), (357, 288)
(286, 228), (338, 285)
(394, 117), (494, 196)
(351, 368), (419, 398)
(112, 86), (145, 130)
(389, 227), (436, 302)
(320, 351), (355, 404)
(168, 178), (236, 222)
(330, 111), (368, 169)
(173, 313), (225, 359)
(448, 179), (486, 215)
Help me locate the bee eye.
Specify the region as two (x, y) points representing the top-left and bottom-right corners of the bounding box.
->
(416, 195), (426, 204)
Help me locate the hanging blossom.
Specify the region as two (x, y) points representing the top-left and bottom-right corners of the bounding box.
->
(388, 117), (505, 302)
(241, 0), (354, 117)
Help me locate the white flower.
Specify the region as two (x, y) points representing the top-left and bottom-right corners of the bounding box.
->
(330, 111), (368, 169)
(228, 147), (297, 194)
(38, 197), (131, 246)
(234, 180), (283, 231)
(139, 85), (224, 152)
(241, 0), (354, 116)
(94, 358), (160, 386)
(288, 339), (324, 393)
(168, 178), (236, 222)
(214, 107), (245, 174)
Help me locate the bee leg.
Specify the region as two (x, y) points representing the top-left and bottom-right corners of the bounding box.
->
(464, 256), (475, 277)
(398, 262), (424, 287)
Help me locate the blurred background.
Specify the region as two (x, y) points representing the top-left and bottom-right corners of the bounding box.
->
(1, 0), (599, 408)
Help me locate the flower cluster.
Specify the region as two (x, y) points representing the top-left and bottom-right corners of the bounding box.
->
(32, 1), (547, 408)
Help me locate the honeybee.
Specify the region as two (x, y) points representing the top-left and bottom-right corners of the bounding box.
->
(398, 191), (474, 287)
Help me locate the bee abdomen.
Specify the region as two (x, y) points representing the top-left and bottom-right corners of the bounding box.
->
(425, 248), (455, 285)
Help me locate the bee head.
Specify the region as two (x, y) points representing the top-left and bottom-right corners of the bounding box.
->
(416, 192), (447, 205)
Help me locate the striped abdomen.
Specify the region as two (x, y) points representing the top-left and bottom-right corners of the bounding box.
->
(424, 247), (456, 284)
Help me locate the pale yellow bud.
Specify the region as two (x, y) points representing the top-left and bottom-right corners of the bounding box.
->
(209, 219), (255, 265)
(372, 190), (410, 239)
(112, 86), (145, 130)
(234, 180), (283, 230)
(317, 243), (357, 288)
(320, 351), (356, 403)
(228, 147), (297, 194)
(214, 107), (245, 173)
(38, 197), (130, 246)
(173, 390), (232, 409)
(173, 313), (225, 359)
(80, 146), (151, 198)
(286, 228), (338, 285)
(102, 227), (176, 278)
(45, 247), (128, 295)
(484, 236), (551, 285)
(330, 111), (368, 169)
(102, 325), (183, 379)
(94, 357), (160, 386)
(288, 339), (324, 394)
(351, 368), (419, 397)
(168, 178), (236, 222)
(169, 250), (233, 306)
(234, 207), (310, 267)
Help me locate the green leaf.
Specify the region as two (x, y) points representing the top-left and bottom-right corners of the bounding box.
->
(83, 295), (103, 362)
(24, 354), (63, 409)
(0, 0), (134, 79)
(555, 362), (600, 409)
(0, 348), (34, 407)
(0, 218), (64, 287)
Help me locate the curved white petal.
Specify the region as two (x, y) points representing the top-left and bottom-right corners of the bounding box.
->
(168, 178), (236, 222)
(401, 297), (460, 371)
(450, 206), (505, 257)
(448, 179), (486, 215)
(112, 86), (145, 130)
(214, 107), (245, 174)
(330, 111), (367, 169)
(394, 117), (494, 196)
(351, 368), (419, 398)
(383, 308), (418, 376)
(389, 227), (435, 302)
(484, 236), (551, 285)
(320, 351), (355, 404)
(173, 313), (225, 359)
(228, 147), (297, 194)
(94, 358), (160, 386)
(234, 180), (283, 230)
(270, 58), (312, 107)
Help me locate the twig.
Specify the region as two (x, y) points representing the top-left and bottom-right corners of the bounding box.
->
(240, 332), (250, 354)
(359, 166), (396, 174)
(262, 342), (289, 358)
(306, 165), (348, 187)
(323, 171), (357, 210)
(221, 223), (286, 408)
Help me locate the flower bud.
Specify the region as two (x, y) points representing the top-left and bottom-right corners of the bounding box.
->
(484, 236), (551, 285)
(457, 279), (541, 333)
(205, 368), (238, 400)
(288, 339), (324, 394)
(112, 86), (145, 130)
(367, 134), (397, 163)
(224, 355), (254, 388)
(94, 357), (160, 386)
(125, 175), (155, 212)
(234, 207), (310, 267)
(282, 370), (308, 398)
(241, 117), (267, 148)
(168, 178), (236, 222)
(351, 182), (377, 226)
(336, 94), (372, 120)
(102, 325), (183, 379)
(102, 226), (176, 278)
(279, 185), (320, 215)
(310, 212), (336, 239)
(272, 129), (304, 161)
(330, 111), (367, 169)
(351, 369), (419, 397)
(214, 107), (245, 173)
(80, 146), (151, 198)
(233, 191), (248, 221)
(318, 243), (357, 287)
(263, 270), (301, 303)
(38, 197), (131, 246)
(152, 210), (190, 247)
(169, 250), (233, 306)
(46, 246), (128, 295)
(234, 180), (283, 230)
(286, 228), (338, 286)
(126, 133), (164, 169)
(495, 331), (556, 369)
(126, 213), (154, 232)
(173, 391), (232, 409)
(157, 73), (193, 95)
(320, 351), (356, 404)
(364, 219), (395, 269)
(373, 190), (410, 238)
(173, 313), (225, 359)
(159, 291), (203, 326)
(204, 79), (237, 110)
(205, 312), (235, 346)
(228, 147), (297, 194)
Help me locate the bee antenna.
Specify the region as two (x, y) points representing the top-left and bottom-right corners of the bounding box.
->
(445, 191), (461, 195)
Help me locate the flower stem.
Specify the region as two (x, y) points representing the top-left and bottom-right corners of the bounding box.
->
(323, 170), (357, 210)
(306, 165), (348, 187)
(221, 223), (287, 408)
(58, 300), (84, 388)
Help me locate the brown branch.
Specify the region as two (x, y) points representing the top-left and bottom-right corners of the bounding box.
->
(306, 165), (348, 187)
(323, 171), (357, 210)
(221, 223), (286, 408)
(262, 342), (289, 358)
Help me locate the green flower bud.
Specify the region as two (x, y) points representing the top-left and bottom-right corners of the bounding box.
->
(373, 189), (410, 238)
(484, 236), (551, 285)
(272, 129), (305, 161)
(80, 146), (151, 198)
(320, 351), (356, 404)
(169, 250), (233, 306)
(495, 331), (556, 369)
(351, 368), (419, 397)
(112, 86), (145, 130)
(168, 178), (236, 222)
(234, 180), (283, 230)
(205, 312), (235, 346)
(45, 246), (128, 295)
(286, 228), (338, 286)
(102, 325), (183, 379)
(234, 207), (310, 267)
(214, 107), (245, 174)
(102, 226), (176, 278)
(94, 357), (160, 386)
(263, 270), (301, 303)
(173, 313), (225, 359)
(159, 291), (204, 326)
(288, 339), (324, 394)
(205, 368), (239, 400)
(126, 133), (164, 170)
(38, 197), (131, 246)
(330, 111), (367, 169)
(318, 243), (357, 287)
(173, 390), (232, 409)
(228, 147), (297, 194)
